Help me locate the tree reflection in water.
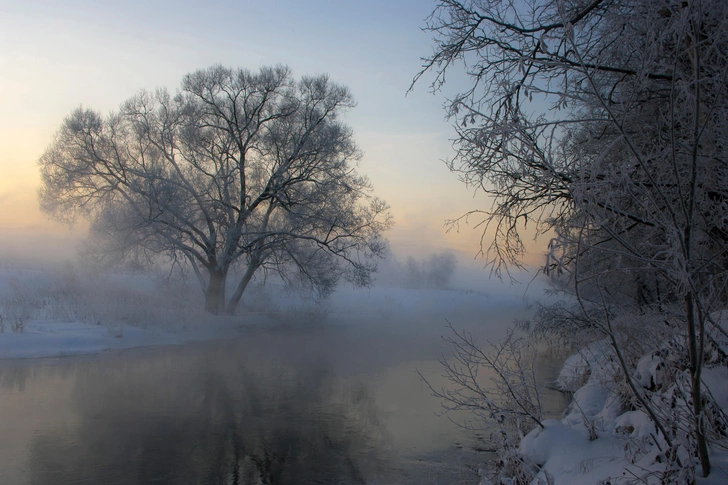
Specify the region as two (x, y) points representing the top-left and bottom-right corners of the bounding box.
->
(25, 339), (395, 484)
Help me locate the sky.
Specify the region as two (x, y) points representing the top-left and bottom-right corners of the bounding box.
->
(0, 0), (541, 269)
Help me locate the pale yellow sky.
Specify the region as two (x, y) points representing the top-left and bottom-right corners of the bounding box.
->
(0, 0), (545, 269)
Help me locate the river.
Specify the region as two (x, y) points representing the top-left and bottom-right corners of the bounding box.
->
(0, 307), (568, 484)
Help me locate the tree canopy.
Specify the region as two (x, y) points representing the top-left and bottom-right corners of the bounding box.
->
(40, 65), (391, 314)
(415, 0), (728, 479)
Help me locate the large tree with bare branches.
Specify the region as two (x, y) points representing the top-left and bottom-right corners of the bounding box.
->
(40, 65), (391, 315)
(414, 0), (728, 479)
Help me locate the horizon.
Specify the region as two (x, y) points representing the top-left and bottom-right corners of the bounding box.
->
(0, 0), (545, 271)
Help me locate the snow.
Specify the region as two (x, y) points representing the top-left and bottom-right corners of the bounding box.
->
(703, 366), (728, 414)
(0, 320), (252, 360)
(634, 352), (666, 389)
(613, 410), (655, 441)
(520, 419), (624, 484)
(0, 264), (527, 361)
(556, 340), (617, 392)
(516, 326), (728, 485)
(0, 321), (174, 359)
(0, 266), (276, 360)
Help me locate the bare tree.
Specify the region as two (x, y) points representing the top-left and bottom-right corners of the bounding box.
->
(426, 251), (458, 289)
(419, 322), (545, 483)
(400, 251), (458, 289)
(414, 0), (728, 478)
(40, 65), (392, 314)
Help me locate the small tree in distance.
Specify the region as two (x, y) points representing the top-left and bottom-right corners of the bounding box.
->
(402, 252), (458, 289)
(425, 252), (458, 289)
(39, 65), (392, 315)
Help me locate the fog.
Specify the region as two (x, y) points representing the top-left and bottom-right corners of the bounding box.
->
(0, 252), (560, 484)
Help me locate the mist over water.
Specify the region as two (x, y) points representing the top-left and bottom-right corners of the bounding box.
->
(0, 260), (565, 484)
(0, 301), (566, 484)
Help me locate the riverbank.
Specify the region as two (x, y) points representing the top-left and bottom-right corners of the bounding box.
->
(0, 266), (265, 359)
(0, 265), (528, 360)
(513, 333), (728, 485)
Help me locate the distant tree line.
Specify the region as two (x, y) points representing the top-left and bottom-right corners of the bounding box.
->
(401, 252), (458, 290)
(376, 251), (458, 290)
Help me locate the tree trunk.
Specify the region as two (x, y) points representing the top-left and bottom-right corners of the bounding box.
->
(225, 262), (259, 315)
(205, 268), (227, 315)
(686, 292), (711, 477)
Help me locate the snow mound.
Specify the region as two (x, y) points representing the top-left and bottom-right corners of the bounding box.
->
(519, 332), (728, 485)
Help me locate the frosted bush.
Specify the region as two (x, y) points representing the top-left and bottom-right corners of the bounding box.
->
(0, 278), (45, 332)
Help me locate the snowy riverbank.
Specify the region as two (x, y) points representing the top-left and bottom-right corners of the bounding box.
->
(0, 264), (528, 361)
(512, 336), (728, 485)
(0, 266), (261, 360)
(0, 318), (267, 360)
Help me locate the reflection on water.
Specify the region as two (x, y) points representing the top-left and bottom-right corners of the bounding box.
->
(0, 316), (567, 484)
(27, 347), (386, 484)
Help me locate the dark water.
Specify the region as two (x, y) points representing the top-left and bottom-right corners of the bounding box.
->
(0, 315), (568, 485)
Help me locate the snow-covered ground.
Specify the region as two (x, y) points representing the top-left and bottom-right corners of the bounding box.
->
(513, 336), (728, 485)
(0, 266), (261, 359)
(0, 263), (528, 360)
(0, 321), (181, 359)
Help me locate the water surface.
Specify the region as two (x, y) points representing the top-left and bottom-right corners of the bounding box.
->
(0, 309), (566, 484)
